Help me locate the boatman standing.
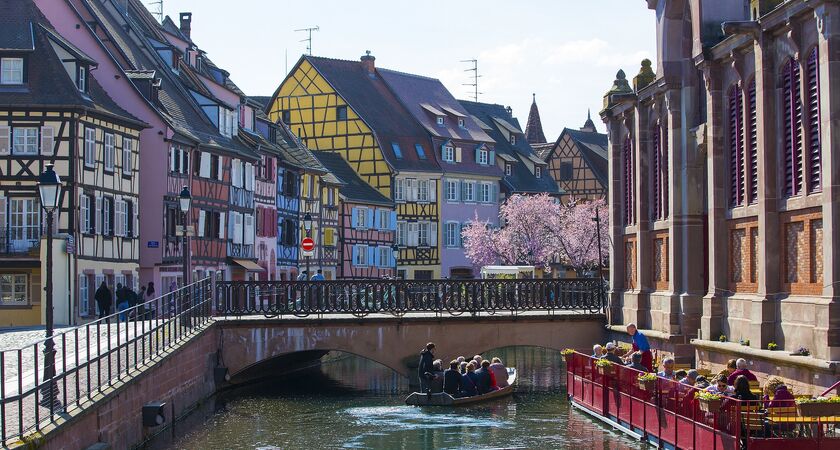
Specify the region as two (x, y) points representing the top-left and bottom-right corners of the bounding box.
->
(626, 323), (653, 372)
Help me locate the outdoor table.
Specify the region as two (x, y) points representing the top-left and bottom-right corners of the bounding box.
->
(766, 415), (840, 438)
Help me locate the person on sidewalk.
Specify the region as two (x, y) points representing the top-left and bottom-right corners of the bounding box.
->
(626, 323), (653, 371)
(95, 281), (112, 319)
(310, 270), (325, 281)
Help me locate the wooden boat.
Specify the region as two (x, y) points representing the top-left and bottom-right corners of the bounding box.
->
(405, 368), (517, 406)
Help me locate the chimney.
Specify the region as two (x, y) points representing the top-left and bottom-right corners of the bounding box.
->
(360, 50), (375, 76)
(179, 12), (192, 39)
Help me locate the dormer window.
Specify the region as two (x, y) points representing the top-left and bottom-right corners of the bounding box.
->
(442, 145), (454, 162)
(477, 149), (488, 165)
(436, 116), (445, 126)
(77, 65), (87, 92)
(505, 164), (512, 176)
(535, 166), (542, 178)
(510, 134), (516, 145)
(1, 58), (23, 85)
(458, 118), (465, 128)
(336, 105), (348, 120)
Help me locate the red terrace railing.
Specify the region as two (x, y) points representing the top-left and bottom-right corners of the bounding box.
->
(565, 352), (840, 450)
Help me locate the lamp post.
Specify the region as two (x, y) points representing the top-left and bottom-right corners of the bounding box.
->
(38, 164), (62, 409)
(592, 206), (605, 309)
(391, 243), (399, 279)
(302, 213), (312, 280)
(178, 186), (192, 286)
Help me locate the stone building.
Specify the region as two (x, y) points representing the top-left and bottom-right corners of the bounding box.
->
(602, 0), (839, 394)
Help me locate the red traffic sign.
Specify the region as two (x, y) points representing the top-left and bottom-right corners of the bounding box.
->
(301, 237), (315, 252)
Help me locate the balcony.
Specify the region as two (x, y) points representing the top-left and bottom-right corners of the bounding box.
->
(231, 186), (254, 209)
(227, 242), (254, 259)
(0, 228), (40, 257)
(162, 235), (183, 264)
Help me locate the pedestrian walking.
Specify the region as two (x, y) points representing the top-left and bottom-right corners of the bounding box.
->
(116, 283), (129, 321)
(94, 281), (112, 319)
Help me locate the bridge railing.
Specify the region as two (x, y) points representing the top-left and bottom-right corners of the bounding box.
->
(215, 278), (605, 317)
(1, 277), (214, 446)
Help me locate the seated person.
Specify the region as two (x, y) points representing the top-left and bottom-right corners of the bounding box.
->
(474, 360), (493, 394)
(443, 360), (462, 396)
(473, 354), (483, 366)
(763, 376), (794, 408)
(730, 375), (759, 401)
(459, 361), (468, 374)
(679, 369), (699, 385)
(460, 362), (479, 397)
(726, 358), (758, 385)
(694, 376), (710, 389)
(489, 357), (509, 388)
(625, 352), (648, 372)
(592, 344), (603, 358)
(724, 358), (737, 377)
(483, 360), (499, 391)
(602, 343), (624, 365)
(674, 370), (688, 383)
(657, 357), (676, 379)
(706, 374), (735, 396)
(428, 359), (445, 393)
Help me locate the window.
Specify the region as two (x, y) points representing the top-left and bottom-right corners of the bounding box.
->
(652, 123), (670, 220)
(436, 116), (445, 126)
(623, 136), (635, 225)
(414, 144), (426, 159)
(418, 180), (429, 202)
(78, 275), (89, 315)
(85, 128), (96, 168)
(806, 48), (821, 193)
(125, 200), (134, 237)
(477, 149), (488, 165)
(458, 118), (465, 128)
(396, 221), (407, 246)
(353, 245), (369, 266)
(378, 209), (390, 230)
(462, 181), (475, 202)
(102, 197), (113, 236)
(535, 166), (542, 178)
(0, 58), (23, 85)
(77, 66), (87, 92)
(445, 180), (458, 202)
(782, 57), (803, 197)
(505, 164), (512, 176)
(395, 178), (405, 201)
(418, 222), (429, 246)
(480, 183), (491, 203)
(559, 162), (573, 180)
(12, 128), (37, 155)
(0, 274), (27, 305)
(355, 207), (369, 228)
(281, 110), (291, 124)
(122, 138), (133, 176)
(445, 222), (459, 247)
(9, 198), (40, 245)
(442, 145), (454, 162)
(336, 105), (347, 120)
(104, 133), (115, 171)
(80, 194), (92, 233)
(114, 199), (126, 237)
(510, 134), (516, 145)
(169, 146), (190, 174)
(378, 246), (392, 267)
(391, 142), (403, 159)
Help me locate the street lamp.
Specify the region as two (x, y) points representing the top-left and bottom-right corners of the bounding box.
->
(592, 206), (605, 310)
(37, 164), (62, 409)
(302, 212), (312, 280)
(391, 243), (399, 279)
(178, 186), (191, 286)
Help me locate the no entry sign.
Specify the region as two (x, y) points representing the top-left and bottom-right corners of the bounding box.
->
(301, 237), (315, 252)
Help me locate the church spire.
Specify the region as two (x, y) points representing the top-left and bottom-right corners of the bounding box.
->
(525, 93), (547, 144)
(581, 109), (597, 132)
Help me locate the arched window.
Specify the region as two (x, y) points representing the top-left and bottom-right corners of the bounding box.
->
(806, 47), (821, 192)
(623, 135), (635, 226)
(728, 84), (745, 207)
(781, 57), (803, 197)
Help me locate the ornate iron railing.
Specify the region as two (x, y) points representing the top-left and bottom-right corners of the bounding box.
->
(216, 278), (606, 317)
(1, 278), (214, 445)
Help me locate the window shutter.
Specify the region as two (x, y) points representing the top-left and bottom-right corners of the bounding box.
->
(244, 214), (254, 245)
(40, 126), (54, 156)
(198, 210), (206, 237)
(234, 213), (243, 244)
(245, 163), (255, 190)
(351, 245), (358, 266)
(95, 195), (102, 234)
(429, 222), (437, 246)
(200, 152), (210, 178)
(133, 201), (138, 237)
(217, 156), (224, 181)
(455, 223), (462, 247)
(231, 159), (240, 187)
(351, 207), (358, 228)
(114, 197), (123, 237)
(390, 211), (397, 231)
(389, 247), (396, 267)
(78, 193), (86, 233)
(0, 125), (9, 155)
(488, 149), (495, 165)
(460, 181), (467, 201)
(747, 79), (758, 203)
(429, 180), (436, 201)
(807, 48), (821, 192)
(169, 148), (176, 172)
(653, 124), (662, 218)
(410, 223), (419, 247)
(218, 212), (225, 239)
(373, 209), (381, 229)
(474, 147), (480, 163)
(0, 196), (5, 238)
(365, 208), (374, 229)
(455, 147), (462, 163)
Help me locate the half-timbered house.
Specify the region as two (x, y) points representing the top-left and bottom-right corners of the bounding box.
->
(537, 114), (608, 204)
(313, 152), (396, 279)
(0, 1), (146, 326)
(266, 54), (443, 279)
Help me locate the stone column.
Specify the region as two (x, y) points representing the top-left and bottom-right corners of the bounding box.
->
(701, 61), (727, 342)
(753, 32), (781, 349)
(605, 116), (627, 325)
(634, 106), (653, 305)
(815, 4), (840, 361)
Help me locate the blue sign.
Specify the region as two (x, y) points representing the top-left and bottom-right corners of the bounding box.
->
(147, 241), (160, 248)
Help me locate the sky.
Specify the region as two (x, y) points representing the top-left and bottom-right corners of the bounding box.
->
(150, 0), (656, 140)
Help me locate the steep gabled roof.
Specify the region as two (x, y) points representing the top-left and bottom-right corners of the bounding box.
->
(525, 94), (547, 144)
(313, 152), (392, 207)
(557, 127), (608, 187)
(459, 100), (560, 195)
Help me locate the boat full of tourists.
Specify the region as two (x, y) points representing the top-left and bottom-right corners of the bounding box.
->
(405, 368), (517, 406)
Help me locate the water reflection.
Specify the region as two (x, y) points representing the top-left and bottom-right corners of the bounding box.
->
(171, 346), (641, 450)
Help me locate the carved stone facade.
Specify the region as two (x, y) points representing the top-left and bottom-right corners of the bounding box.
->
(602, 0), (840, 392)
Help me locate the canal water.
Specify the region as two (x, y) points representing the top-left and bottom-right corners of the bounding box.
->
(168, 347), (642, 449)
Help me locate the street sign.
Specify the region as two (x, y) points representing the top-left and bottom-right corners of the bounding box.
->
(301, 237), (315, 252)
(302, 250), (314, 258)
(147, 241), (160, 248)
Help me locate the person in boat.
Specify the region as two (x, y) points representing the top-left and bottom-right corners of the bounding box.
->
(461, 362), (479, 397)
(443, 360), (462, 396)
(626, 323), (653, 372)
(418, 343), (436, 393)
(457, 356), (466, 365)
(722, 375), (759, 413)
(657, 357), (676, 379)
(429, 359), (445, 393)
(602, 343), (624, 365)
(726, 358), (758, 385)
(592, 344), (603, 358)
(724, 359), (737, 377)
(459, 361), (468, 374)
(473, 355), (483, 366)
(481, 360), (500, 391)
(694, 376), (710, 389)
(763, 377), (794, 408)
(675, 370), (687, 382)
(706, 373), (734, 396)
(474, 360), (493, 394)
(489, 357), (509, 388)
(626, 352), (648, 372)
(679, 369), (699, 386)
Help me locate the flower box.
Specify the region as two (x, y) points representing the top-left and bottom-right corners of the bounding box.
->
(638, 379), (655, 392)
(596, 364), (613, 376)
(698, 397), (722, 413)
(797, 402), (840, 417)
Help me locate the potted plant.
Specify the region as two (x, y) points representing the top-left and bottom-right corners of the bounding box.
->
(796, 396), (840, 417)
(696, 391), (723, 413)
(595, 358), (614, 376)
(638, 372), (657, 391)
(719, 335), (727, 342)
(561, 348), (575, 362)
(791, 346), (810, 356)
(767, 342), (778, 351)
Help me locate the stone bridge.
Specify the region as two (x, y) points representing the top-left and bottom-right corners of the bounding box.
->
(217, 311), (606, 383)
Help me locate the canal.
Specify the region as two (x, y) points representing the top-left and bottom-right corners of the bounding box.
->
(168, 347), (642, 449)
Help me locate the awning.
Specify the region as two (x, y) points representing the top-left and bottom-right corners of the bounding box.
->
(230, 259), (264, 272)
